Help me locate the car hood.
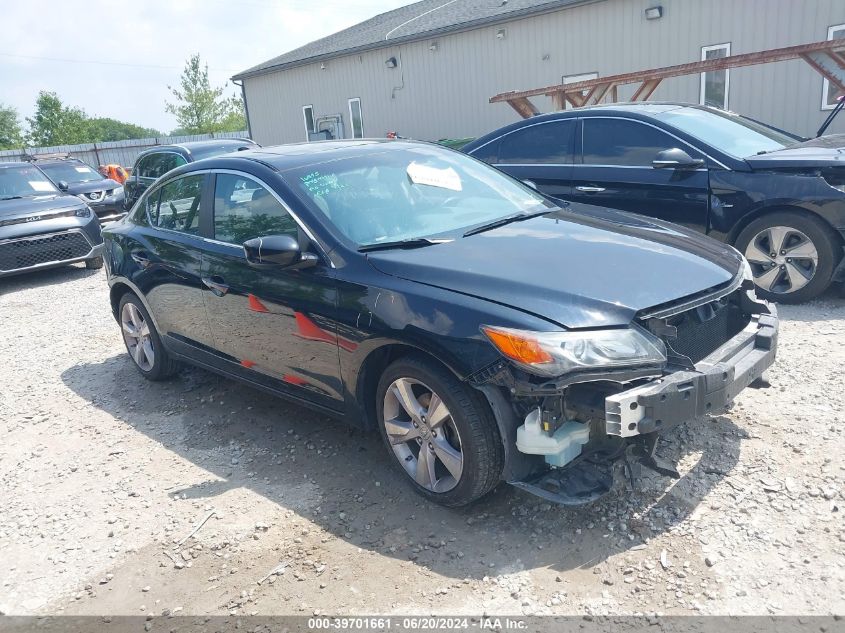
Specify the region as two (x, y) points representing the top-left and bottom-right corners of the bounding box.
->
(66, 178), (121, 194)
(745, 135), (845, 169)
(366, 204), (742, 329)
(0, 194), (85, 220)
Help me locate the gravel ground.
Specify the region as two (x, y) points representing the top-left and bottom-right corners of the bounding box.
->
(1, 264), (844, 617)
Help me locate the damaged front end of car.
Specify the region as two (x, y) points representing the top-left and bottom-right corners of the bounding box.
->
(470, 272), (778, 506)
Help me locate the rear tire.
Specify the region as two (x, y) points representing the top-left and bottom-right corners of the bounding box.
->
(85, 256), (104, 270)
(375, 355), (504, 507)
(735, 211), (840, 303)
(118, 292), (178, 381)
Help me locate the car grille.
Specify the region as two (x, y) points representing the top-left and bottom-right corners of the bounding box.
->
(641, 292), (751, 364)
(0, 231), (92, 273)
(84, 191), (105, 202)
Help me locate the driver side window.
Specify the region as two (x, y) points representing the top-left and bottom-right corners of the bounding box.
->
(213, 174), (298, 245)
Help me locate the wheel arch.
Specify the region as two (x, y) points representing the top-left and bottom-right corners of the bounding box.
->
(353, 343), (464, 430)
(108, 277), (162, 333)
(726, 203), (843, 249)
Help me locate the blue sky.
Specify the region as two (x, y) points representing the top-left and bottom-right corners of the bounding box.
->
(0, 0), (409, 134)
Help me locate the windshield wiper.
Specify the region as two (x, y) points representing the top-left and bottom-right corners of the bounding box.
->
(358, 237), (452, 253)
(0, 195), (23, 201)
(463, 209), (554, 237)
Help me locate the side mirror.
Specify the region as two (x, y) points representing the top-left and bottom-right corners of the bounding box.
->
(243, 235), (317, 269)
(522, 179), (538, 190)
(652, 148), (706, 170)
(57, 180), (69, 191)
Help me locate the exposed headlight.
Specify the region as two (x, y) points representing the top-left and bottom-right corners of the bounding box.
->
(75, 206), (92, 218)
(481, 325), (667, 378)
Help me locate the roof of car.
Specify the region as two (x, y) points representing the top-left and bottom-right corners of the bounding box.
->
(183, 139), (438, 172)
(138, 138), (255, 155)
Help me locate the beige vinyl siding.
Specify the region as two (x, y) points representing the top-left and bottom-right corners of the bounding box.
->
(243, 0), (845, 145)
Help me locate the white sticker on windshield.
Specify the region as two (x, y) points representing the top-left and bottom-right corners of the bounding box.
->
(29, 181), (54, 192)
(406, 162), (462, 191)
(75, 166), (93, 173)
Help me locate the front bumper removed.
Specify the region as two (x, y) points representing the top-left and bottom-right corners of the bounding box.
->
(508, 307), (778, 505)
(606, 310), (778, 437)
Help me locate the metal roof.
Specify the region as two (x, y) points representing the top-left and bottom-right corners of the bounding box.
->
(233, 0), (594, 80)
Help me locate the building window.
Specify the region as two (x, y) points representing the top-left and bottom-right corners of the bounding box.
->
(302, 105), (315, 141)
(562, 72), (599, 109)
(348, 98), (364, 139)
(823, 24), (845, 110)
(700, 43), (730, 109)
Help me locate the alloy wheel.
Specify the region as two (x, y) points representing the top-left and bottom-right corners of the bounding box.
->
(121, 302), (155, 372)
(382, 377), (464, 493)
(744, 225), (818, 295)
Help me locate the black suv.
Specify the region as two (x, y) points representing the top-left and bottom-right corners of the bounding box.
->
(33, 155), (125, 223)
(464, 103), (845, 303)
(0, 162), (103, 278)
(124, 138), (258, 210)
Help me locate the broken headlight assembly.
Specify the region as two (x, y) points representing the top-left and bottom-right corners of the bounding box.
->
(481, 325), (667, 378)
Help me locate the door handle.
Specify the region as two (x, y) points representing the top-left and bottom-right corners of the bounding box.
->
(575, 186), (606, 193)
(202, 276), (229, 297)
(131, 251), (152, 268)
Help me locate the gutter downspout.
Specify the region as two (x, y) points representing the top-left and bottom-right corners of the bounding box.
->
(232, 79), (253, 140)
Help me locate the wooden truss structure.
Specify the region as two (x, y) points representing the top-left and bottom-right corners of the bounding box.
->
(490, 39), (845, 118)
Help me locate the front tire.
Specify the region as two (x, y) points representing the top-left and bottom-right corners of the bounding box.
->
(85, 256), (104, 270)
(375, 356), (504, 507)
(735, 211), (840, 303)
(118, 292), (178, 381)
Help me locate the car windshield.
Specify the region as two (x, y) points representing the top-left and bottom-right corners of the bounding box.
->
(38, 160), (103, 184)
(656, 107), (798, 158)
(0, 165), (59, 199)
(287, 145), (555, 247)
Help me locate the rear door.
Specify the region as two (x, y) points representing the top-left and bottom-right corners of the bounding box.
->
(571, 117), (710, 231)
(128, 173), (216, 352)
(199, 171), (343, 410)
(472, 119), (576, 202)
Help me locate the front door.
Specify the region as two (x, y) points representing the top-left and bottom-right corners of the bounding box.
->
(571, 117), (710, 231)
(200, 172), (343, 410)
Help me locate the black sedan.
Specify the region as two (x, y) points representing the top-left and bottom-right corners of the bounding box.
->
(0, 163), (103, 278)
(34, 156), (125, 223)
(102, 140), (777, 507)
(463, 103), (845, 303)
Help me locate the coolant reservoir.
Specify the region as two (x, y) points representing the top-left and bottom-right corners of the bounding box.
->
(516, 409), (591, 468)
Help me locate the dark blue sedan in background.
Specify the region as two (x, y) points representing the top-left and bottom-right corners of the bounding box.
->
(464, 103), (845, 303)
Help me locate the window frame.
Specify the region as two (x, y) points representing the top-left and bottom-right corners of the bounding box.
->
(494, 118), (577, 166)
(699, 43), (731, 109)
(203, 169), (331, 265)
(822, 24), (845, 110)
(144, 172), (207, 237)
(347, 98), (364, 139)
(579, 116), (708, 168)
(303, 105), (315, 141)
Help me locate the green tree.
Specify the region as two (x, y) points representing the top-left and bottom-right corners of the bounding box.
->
(166, 54), (246, 134)
(0, 104), (23, 150)
(85, 117), (160, 142)
(25, 91), (89, 146)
